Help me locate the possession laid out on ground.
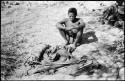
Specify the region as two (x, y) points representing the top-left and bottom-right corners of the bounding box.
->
(26, 44), (101, 76)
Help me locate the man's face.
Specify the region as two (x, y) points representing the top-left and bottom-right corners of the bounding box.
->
(68, 12), (76, 22)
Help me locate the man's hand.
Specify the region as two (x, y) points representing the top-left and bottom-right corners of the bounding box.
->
(69, 44), (76, 49)
(65, 44), (76, 53)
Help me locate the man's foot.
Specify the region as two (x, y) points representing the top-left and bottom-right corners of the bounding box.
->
(65, 44), (76, 53)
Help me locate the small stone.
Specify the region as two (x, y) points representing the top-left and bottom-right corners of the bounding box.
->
(72, 44), (97, 59)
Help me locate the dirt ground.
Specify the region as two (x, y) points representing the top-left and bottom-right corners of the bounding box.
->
(1, 1), (124, 80)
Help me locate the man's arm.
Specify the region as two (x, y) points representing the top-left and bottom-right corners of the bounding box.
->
(72, 19), (85, 47)
(56, 19), (66, 30)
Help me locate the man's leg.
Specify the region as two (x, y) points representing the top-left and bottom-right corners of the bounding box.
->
(69, 36), (74, 44)
(58, 28), (70, 45)
(73, 30), (83, 46)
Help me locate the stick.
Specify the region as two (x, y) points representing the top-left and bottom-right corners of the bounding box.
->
(34, 59), (88, 74)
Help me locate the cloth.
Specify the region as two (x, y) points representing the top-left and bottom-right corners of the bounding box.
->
(43, 45), (74, 63)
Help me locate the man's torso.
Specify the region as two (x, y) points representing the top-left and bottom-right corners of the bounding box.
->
(64, 18), (81, 34)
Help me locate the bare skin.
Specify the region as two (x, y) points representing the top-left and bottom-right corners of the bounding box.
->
(56, 12), (85, 49)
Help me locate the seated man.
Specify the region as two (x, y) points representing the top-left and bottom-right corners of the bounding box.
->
(114, 1), (124, 29)
(101, 1), (124, 26)
(56, 8), (85, 49)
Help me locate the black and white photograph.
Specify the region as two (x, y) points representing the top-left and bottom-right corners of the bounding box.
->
(1, 1), (124, 80)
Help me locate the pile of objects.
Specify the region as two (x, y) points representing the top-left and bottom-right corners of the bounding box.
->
(24, 44), (102, 76)
(99, 1), (124, 29)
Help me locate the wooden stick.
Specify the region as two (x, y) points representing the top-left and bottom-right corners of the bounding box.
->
(34, 59), (88, 74)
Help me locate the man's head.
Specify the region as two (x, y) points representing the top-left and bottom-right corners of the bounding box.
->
(68, 8), (77, 21)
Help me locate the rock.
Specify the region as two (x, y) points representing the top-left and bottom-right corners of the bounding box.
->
(95, 30), (118, 44)
(119, 67), (125, 80)
(72, 44), (97, 59)
(108, 28), (123, 36)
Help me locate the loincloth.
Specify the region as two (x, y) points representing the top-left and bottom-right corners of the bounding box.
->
(68, 30), (77, 37)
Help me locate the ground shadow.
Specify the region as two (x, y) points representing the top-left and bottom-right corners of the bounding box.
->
(79, 31), (98, 45)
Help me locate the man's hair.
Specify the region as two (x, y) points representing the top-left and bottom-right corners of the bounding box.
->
(68, 7), (77, 16)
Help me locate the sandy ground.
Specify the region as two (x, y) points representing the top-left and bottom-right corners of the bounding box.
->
(1, 1), (124, 80)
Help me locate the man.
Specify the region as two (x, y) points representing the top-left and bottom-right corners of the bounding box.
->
(114, 1), (124, 29)
(101, 1), (124, 27)
(56, 8), (85, 49)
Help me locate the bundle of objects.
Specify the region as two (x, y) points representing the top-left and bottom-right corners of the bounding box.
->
(25, 44), (101, 76)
